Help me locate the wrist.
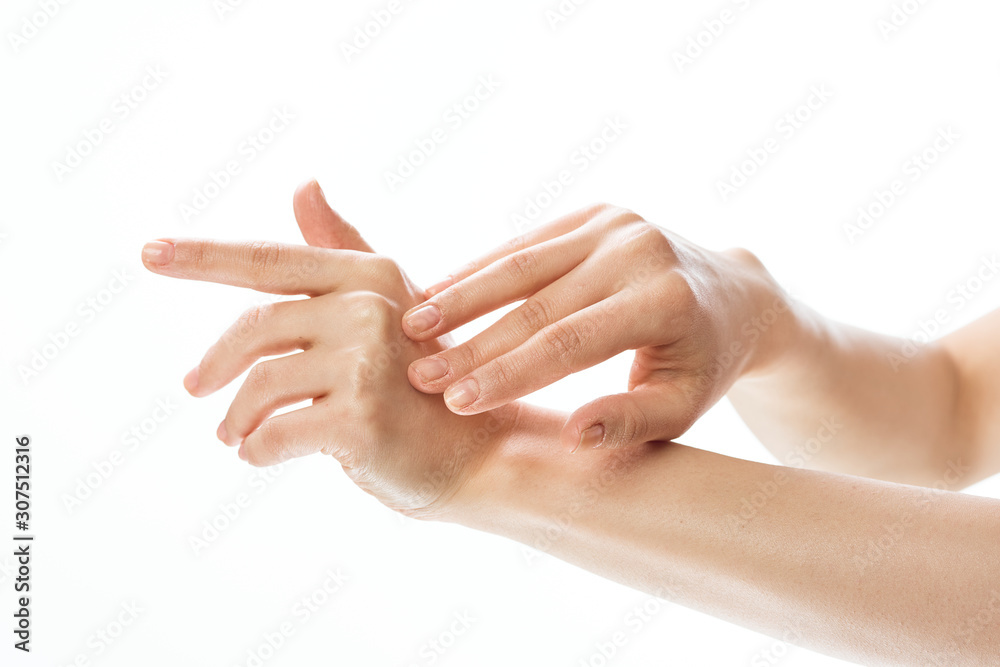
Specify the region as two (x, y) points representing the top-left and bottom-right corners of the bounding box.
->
(719, 247), (812, 380)
(441, 404), (652, 545)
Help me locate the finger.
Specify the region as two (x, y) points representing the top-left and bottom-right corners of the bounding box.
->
(424, 202), (611, 296)
(402, 231), (590, 340)
(407, 266), (608, 392)
(186, 300), (318, 397)
(442, 296), (651, 414)
(239, 404), (329, 467)
(293, 180), (375, 253)
(219, 353), (328, 447)
(562, 380), (701, 452)
(141, 237), (366, 296)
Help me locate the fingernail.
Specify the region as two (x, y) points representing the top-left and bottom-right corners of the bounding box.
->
(445, 378), (479, 410)
(238, 442), (248, 461)
(405, 304), (441, 335)
(425, 277), (453, 297)
(142, 240), (174, 266)
(575, 425), (605, 452)
(412, 357), (449, 383)
(217, 421), (228, 444)
(183, 367), (200, 395)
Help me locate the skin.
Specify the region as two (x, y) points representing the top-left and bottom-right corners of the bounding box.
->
(401, 204), (1000, 489)
(142, 183), (1000, 665)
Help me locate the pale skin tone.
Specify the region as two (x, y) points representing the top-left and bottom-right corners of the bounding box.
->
(142, 182), (999, 665)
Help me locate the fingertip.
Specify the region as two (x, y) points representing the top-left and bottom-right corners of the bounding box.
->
(402, 303), (442, 339)
(425, 276), (453, 297)
(443, 377), (480, 414)
(294, 178), (319, 199)
(408, 356), (450, 390)
(579, 424), (605, 451)
(183, 366), (201, 396)
(141, 239), (175, 270)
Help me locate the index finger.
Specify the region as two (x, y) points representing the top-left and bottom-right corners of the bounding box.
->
(424, 203), (610, 296)
(141, 238), (365, 295)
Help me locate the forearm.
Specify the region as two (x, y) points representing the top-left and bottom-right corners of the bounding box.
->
(451, 405), (1000, 666)
(729, 296), (977, 487)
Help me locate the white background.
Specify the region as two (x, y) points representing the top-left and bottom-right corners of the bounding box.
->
(2, 0), (999, 665)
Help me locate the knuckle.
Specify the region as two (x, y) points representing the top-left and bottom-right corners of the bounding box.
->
(242, 303), (272, 329)
(539, 320), (583, 368)
(584, 201), (616, 216)
(247, 241), (282, 276)
(369, 255), (405, 285)
(587, 202), (642, 228)
(504, 248), (540, 282)
(516, 296), (554, 334)
(486, 358), (517, 389)
(245, 362), (274, 397)
(188, 241), (208, 268)
(444, 343), (480, 377)
(724, 246), (765, 270)
(230, 303), (274, 347)
(347, 291), (396, 331)
(616, 404), (648, 447)
(253, 420), (285, 465)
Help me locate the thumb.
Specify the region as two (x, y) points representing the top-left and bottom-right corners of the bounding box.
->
(292, 180), (375, 253)
(562, 383), (699, 452)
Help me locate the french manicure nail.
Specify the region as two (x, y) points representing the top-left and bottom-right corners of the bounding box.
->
(445, 378), (479, 410)
(217, 421), (228, 444)
(576, 425), (605, 452)
(412, 357), (449, 383)
(238, 442), (248, 461)
(142, 240), (174, 266)
(405, 304), (441, 335)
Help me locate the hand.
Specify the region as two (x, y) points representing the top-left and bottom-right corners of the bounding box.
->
(400, 203), (791, 452)
(140, 186), (515, 519)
